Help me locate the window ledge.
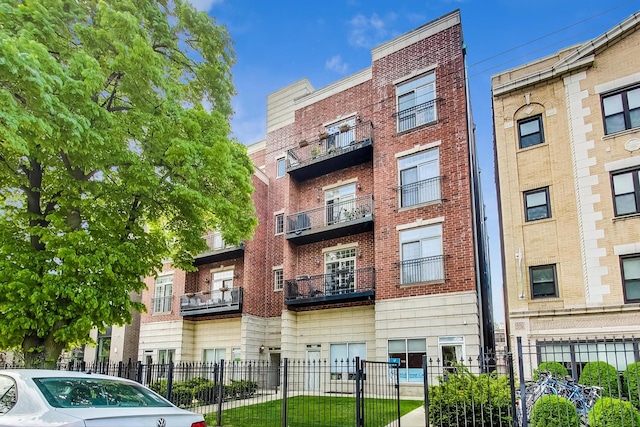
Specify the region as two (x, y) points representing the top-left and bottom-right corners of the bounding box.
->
(601, 127), (640, 140)
(612, 212), (640, 222)
(399, 279), (445, 288)
(395, 119), (439, 136)
(524, 217), (554, 225)
(517, 142), (547, 152)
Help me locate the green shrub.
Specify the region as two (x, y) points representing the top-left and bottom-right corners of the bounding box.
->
(623, 361), (640, 410)
(224, 379), (259, 400)
(588, 397), (640, 427)
(533, 361), (568, 381)
(578, 361), (619, 397)
(149, 377), (218, 407)
(428, 367), (512, 427)
(530, 395), (579, 427)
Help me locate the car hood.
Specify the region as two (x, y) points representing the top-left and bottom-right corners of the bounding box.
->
(54, 407), (204, 427)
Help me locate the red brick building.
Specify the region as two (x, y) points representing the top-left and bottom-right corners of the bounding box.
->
(136, 9), (493, 394)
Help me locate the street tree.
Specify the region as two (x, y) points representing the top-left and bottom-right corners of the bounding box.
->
(0, 0), (257, 367)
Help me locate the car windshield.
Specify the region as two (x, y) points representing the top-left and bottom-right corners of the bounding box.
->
(33, 377), (172, 408)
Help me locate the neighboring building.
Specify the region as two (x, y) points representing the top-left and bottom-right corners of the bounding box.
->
(138, 9), (493, 394)
(492, 12), (640, 377)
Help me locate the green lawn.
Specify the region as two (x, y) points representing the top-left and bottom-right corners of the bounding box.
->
(204, 395), (423, 427)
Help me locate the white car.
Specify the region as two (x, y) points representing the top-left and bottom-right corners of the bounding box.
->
(0, 369), (207, 427)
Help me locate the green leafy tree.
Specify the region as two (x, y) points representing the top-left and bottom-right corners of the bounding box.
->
(0, 0), (257, 367)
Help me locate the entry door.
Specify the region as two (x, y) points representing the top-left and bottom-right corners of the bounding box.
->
(269, 353), (281, 389)
(305, 349), (321, 391)
(325, 184), (356, 225)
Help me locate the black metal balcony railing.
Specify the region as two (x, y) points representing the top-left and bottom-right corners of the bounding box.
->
(286, 194), (373, 236)
(286, 121), (373, 181)
(193, 233), (245, 265)
(285, 267), (375, 306)
(399, 255), (445, 285)
(398, 176), (442, 208)
(395, 99), (438, 132)
(179, 288), (242, 316)
(152, 296), (173, 314)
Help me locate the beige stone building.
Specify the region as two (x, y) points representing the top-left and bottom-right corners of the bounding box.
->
(492, 12), (640, 378)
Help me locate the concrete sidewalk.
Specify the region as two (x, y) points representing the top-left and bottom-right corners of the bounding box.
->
(387, 405), (426, 427)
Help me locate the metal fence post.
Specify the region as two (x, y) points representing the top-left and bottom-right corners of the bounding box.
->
(517, 337), (528, 427)
(217, 360), (224, 427)
(423, 355), (429, 427)
(117, 361), (123, 378)
(355, 357), (362, 427)
(282, 358), (288, 427)
(166, 361), (174, 402)
(507, 352), (518, 427)
(135, 361), (142, 384)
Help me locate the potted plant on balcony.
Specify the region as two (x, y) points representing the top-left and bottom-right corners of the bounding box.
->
(339, 124), (350, 133)
(311, 146), (321, 159)
(299, 139), (309, 147)
(318, 131), (329, 141)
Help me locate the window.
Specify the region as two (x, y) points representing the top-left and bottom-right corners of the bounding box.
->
(0, 375), (17, 413)
(439, 337), (464, 372)
(518, 115), (544, 148)
(276, 157), (286, 178)
(611, 168), (640, 216)
(274, 268), (283, 291)
(330, 342), (366, 379)
(325, 247), (356, 294)
(158, 349), (175, 364)
(212, 270), (233, 302)
(622, 255), (640, 303)
(96, 327), (111, 363)
(396, 73), (436, 132)
(530, 264), (558, 298)
(524, 187), (551, 221)
(275, 213), (284, 234)
(325, 183), (356, 225)
(400, 224), (443, 284)
(399, 148), (440, 208)
(325, 118), (355, 151)
(203, 348), (226, 363)
(602, 86), (640, 134)
(153, 275), (173, 313)
(388, 338), (426, 383)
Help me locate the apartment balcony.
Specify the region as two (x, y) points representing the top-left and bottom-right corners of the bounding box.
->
(180, 288), (243, 317)
(285, 267), (375, 307)
(287, 121), (373, 182)
(393, 99), (440, 133)
(398, 255), (445, 285)
(193, 233), (244, 266)
(285, 195), (374, 245)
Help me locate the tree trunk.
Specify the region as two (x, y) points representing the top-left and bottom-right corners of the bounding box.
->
(22, 333), (66, 369)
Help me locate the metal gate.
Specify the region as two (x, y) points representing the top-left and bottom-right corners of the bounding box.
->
(356, 358), (401, 427)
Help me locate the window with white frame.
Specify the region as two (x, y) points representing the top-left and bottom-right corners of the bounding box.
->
(388, 338), (426, 383)
(203, 348), (226, 363)
(275, 213), (284, 234)
(325, 247), (356, 294)
(396, 73), (436, 132)
(400, 224), (443, 284)
(158, 349), (175, 364)
(602, 86), (640, 134)
(212, 270), (233, 302)
(325, 183), (356, 225)
(330, 342), (366, 379)
(439, 337), (465, 371)
(274, 268), (283, 291)
(399, 148), (440, 208)
(622, 255), (640, 303)
(276, 157), (286, 178)
(611, 168), (640, 216)
(153, 275), (173, 313)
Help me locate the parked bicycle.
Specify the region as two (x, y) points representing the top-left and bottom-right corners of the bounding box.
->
(518, 371), (601, 426)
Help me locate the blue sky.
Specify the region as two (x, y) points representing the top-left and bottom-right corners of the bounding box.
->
(190, 0), (640, 322)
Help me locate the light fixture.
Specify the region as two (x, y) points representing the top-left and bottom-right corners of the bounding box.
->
(259, 345), (265, 353)
(204, 278), (210, 284)
(316, 259), (321, 266)
(358, 250), (363, 258)
(357, 184), (362, 191)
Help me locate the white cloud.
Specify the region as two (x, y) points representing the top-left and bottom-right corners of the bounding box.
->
(348, 13), (397, 48)
(325, 55), (349, 74)
(185, 0), (223, 12)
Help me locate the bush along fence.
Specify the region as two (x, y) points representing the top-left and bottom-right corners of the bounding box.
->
(57, 357), (402, 427)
